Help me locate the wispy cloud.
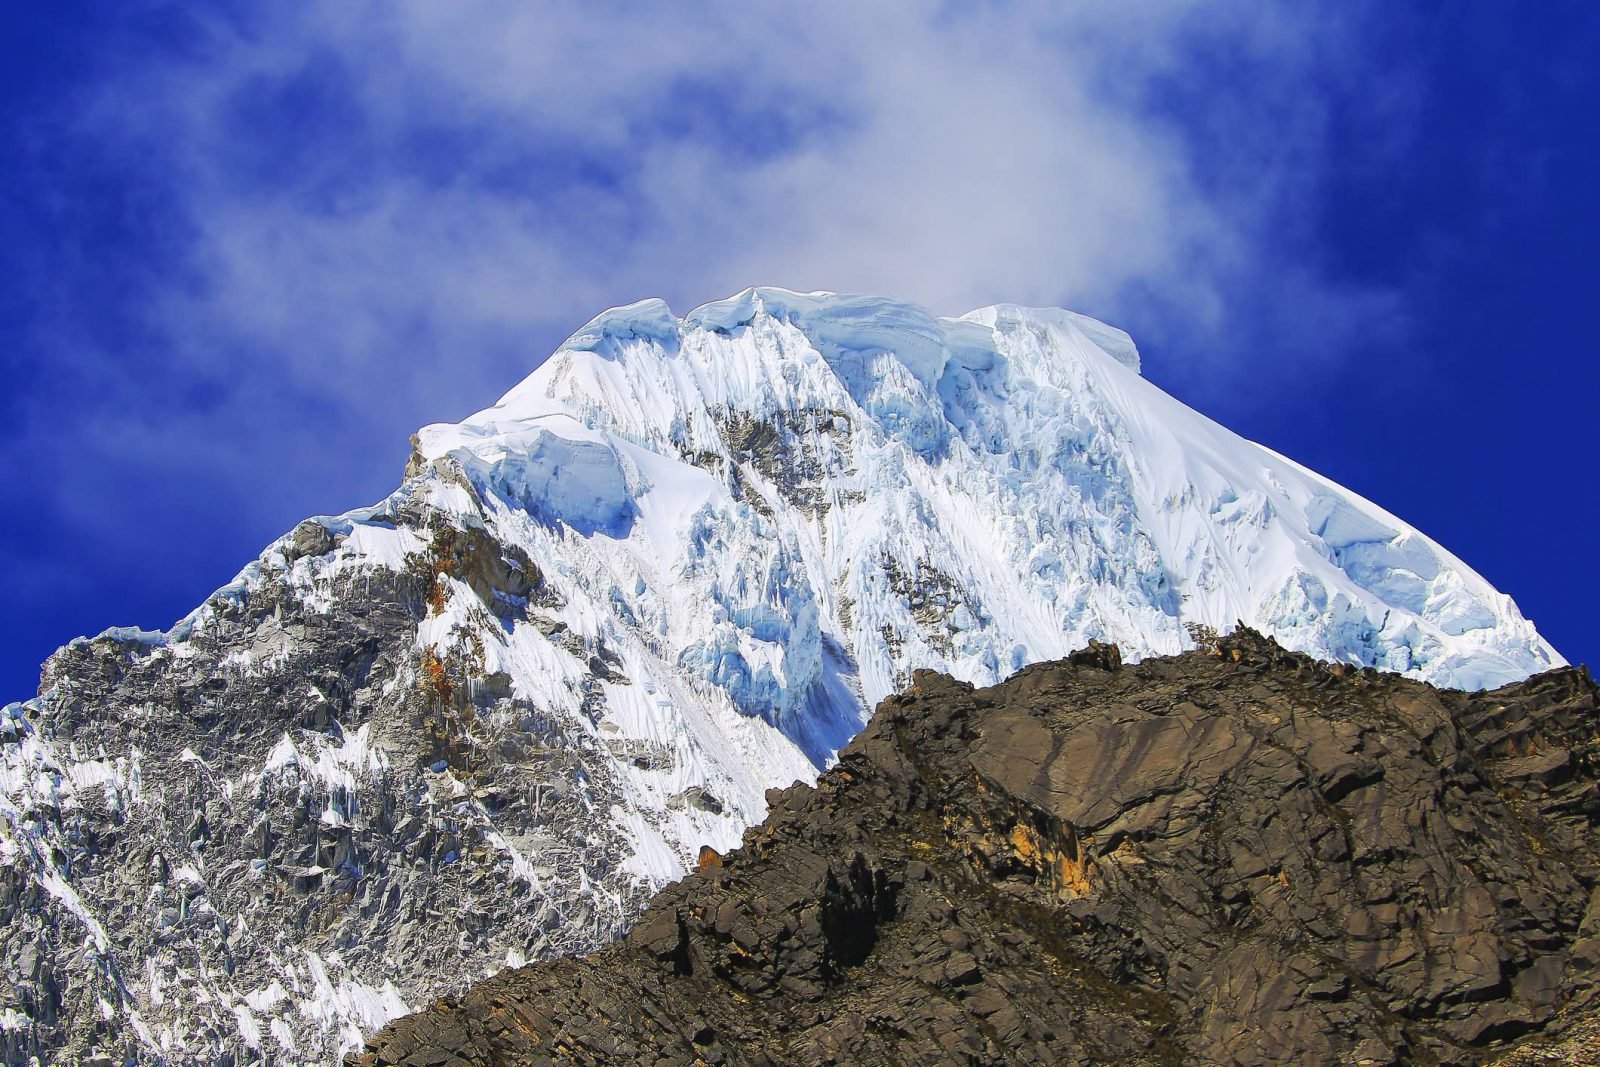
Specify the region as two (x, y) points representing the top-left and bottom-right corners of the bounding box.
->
(8, 0), (1409, 575)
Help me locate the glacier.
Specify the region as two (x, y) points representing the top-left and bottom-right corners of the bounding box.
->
(0, 288), (1562, 1065)
(423, 287), (1556, 699)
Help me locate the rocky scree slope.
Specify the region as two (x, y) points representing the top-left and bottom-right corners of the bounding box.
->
(0, 289), (1564, 1064)
(358, 630), (1600, 1067)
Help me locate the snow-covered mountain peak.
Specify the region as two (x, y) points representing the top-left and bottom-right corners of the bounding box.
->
(415, 288), (1556, 695)
(960, 301), (1142, 373)
(1, 288), (1563, 1064)
(470, 289), (1135, 436)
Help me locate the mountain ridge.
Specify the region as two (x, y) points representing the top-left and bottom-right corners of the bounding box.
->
(354, 629), (1600, 1066)
(0, 289), (1564, 1063)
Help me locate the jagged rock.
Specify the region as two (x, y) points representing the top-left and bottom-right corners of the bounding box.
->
(288, 519), (338, 561)
(356, 635), (1600, 1067)
(1066, 637), (1122, 671)
(0, 561), (665, 1065)
(0, 290), (1572, 1063)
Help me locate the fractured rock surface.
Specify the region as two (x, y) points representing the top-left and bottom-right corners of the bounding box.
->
(0, 289), (1570, 1063)
(358, 630), (1600, 1066)
(0, 557), (664, 1066)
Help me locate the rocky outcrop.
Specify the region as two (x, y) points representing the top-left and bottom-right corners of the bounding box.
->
(0, 535), (663, 1066)
(356, 630), (1600, 1066)
(0, 288), (1571, 1063)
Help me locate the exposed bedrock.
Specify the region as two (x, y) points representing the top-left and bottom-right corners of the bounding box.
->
(356, 629), (1600, 1066)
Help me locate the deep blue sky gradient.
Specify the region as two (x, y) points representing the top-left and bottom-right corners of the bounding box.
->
(2, 4), (1595, 700)
(1140, 4), (1600, 665)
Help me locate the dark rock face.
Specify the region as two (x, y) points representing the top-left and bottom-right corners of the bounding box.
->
(355, 630), (1600, 1067)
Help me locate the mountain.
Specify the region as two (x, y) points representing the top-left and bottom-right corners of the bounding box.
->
(355, 630), (1600, 1067)
(0, 289), (1563, 1064)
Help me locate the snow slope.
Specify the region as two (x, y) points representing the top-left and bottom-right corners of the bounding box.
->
(0, 289), (1561, 1064)
(427, 287), (1558, 701)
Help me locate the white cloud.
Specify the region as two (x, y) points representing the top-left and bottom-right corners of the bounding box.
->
(36, 0), (1404, 536)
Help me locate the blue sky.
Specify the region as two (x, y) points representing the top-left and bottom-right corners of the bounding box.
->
(2, 2), (1596, 699)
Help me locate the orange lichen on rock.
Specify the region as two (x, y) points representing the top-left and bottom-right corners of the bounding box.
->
(421, 647), (453, 703)
(1008, 819), (1090, 899)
